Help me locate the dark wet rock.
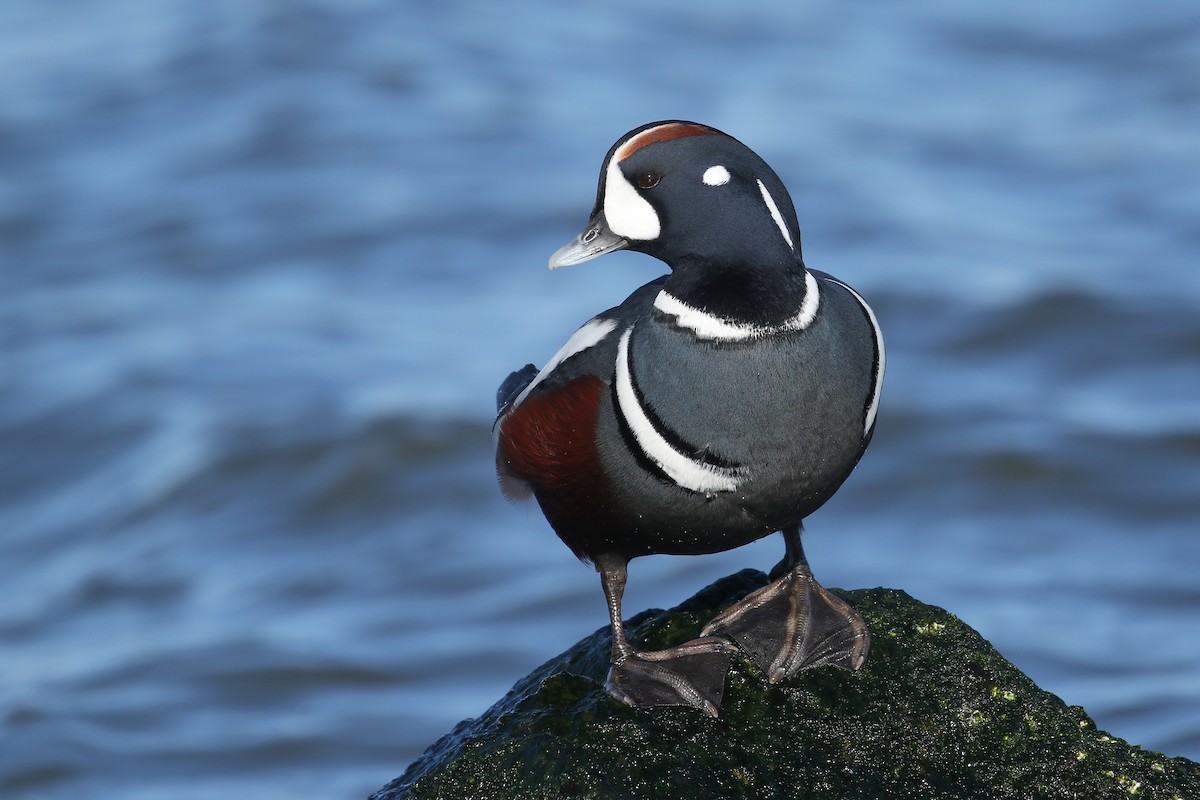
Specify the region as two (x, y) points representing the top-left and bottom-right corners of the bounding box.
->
(374, 570), (1199, 800)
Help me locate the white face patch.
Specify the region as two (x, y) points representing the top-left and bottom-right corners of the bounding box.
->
(756, 178), (795, 251)
(604, 158), (660, 241)
(702, 165), (730, 186)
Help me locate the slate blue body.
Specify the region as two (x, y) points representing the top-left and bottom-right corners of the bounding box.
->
(503, 270), (877, 560)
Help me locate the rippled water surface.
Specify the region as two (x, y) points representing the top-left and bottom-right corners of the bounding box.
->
(3, 2), (1199, 798)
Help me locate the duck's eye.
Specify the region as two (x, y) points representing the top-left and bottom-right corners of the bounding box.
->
(637, 171), (661, 190)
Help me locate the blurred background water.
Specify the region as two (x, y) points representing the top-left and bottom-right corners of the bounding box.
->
(2, 1), (1198, 797)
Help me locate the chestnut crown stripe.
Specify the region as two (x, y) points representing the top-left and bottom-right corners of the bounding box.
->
(615, 122), (719, 162)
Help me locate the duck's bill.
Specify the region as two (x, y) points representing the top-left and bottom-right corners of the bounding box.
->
(548, 213), (629, 269)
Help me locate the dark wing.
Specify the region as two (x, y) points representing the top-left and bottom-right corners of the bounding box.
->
(496, 364), (538, 417)
(494, 276), (666, 420)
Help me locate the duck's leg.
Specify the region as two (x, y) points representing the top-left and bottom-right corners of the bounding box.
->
(701, 525), (869, 683)
(596, 553), (735, 716)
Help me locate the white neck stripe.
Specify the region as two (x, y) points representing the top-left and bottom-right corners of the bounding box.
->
(756, 178), (794, 251)
(821, 276), (885, 434)
(653, 270), (820, 342)
(615, 327), (742, 493)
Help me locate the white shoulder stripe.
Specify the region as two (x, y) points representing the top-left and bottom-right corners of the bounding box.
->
(653, 270), (820, 342)
(513, 317), (618, 408)
(756, 178), (794, 251)
(615, 327), (743, 494)
(822, 276), (885, 434)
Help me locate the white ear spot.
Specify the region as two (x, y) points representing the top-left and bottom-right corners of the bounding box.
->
(604, 158), (660, 241)
(702, 165), (730, 186)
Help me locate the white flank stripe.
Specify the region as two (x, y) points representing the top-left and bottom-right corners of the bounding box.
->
(653, 270), (821, 342)
(604, 158), (660, 241)
(615, 327), (742, 493)
(756, 178), (794, 251)
(822, 277), (885, 434)
(513, 318), (618, 409)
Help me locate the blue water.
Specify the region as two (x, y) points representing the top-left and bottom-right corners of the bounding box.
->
(2, 2), (1199, 798)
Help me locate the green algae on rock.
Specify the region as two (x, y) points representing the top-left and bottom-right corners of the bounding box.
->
(374, 570), (1200, 800)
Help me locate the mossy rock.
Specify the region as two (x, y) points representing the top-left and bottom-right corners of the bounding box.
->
(374, 570), (1199, 799)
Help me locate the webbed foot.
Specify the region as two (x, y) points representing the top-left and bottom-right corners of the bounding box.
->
(594, 553), (738, 715)
(702, 529), (868, 683)
(607, 636), (736, 717)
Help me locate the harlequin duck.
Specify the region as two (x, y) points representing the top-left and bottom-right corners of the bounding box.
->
(495, 121), (884, 716)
